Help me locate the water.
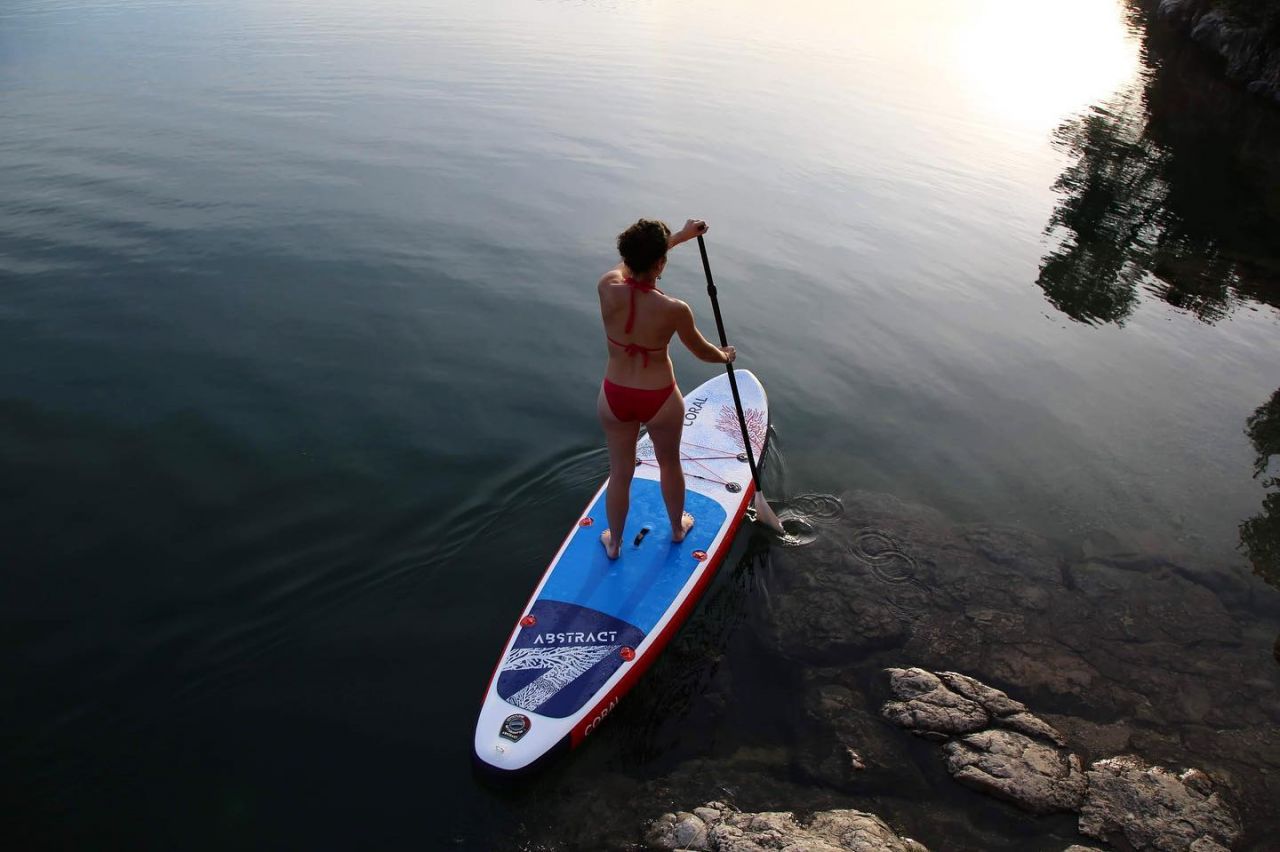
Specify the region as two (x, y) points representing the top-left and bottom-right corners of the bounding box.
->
(2, 0), (1277, 848)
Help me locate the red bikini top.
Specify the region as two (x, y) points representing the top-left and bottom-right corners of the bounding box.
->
(607, 276), (666, 366)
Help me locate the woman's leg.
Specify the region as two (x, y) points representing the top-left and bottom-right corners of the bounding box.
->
(645, 387), (693, 541)
(598, 385), (641, 559)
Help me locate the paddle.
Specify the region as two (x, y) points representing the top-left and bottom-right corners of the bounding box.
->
(695, 234), (786, 536)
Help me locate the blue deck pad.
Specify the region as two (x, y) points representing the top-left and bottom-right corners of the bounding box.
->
(495, 480), (728, 718)
(496, 600), (645, 718)
(540, 479), (726, 633)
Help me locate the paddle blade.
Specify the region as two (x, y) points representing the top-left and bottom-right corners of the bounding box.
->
(752, 491), (787, 536)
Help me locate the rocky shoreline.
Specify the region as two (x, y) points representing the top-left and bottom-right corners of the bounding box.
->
(881, 667), (1240, 849)
(643, 666), (1247, 851)
(516, 490), (1278, 851)
(1153, 0), (1280, 106)
(646, 802), (928, 852)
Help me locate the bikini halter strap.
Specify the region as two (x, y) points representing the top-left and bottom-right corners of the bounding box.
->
(609, 275), (664, 366)
(622, 275), (660, 333)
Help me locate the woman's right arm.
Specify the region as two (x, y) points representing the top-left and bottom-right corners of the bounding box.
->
(674, 301), (735, 364)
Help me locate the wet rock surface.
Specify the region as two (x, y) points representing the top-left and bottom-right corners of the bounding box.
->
(881, 668), (1084, 815)
(1079, 755), (1242, 851)
(879, 666), (1240, 842)
(882, 667), (1067, 747)
(1156, 0), (1280, 105)
(645, 802), (929, 852)
(775, 490), (1279, 845)
(881, 668), (990, 739)
(943, 729), (1087, 815)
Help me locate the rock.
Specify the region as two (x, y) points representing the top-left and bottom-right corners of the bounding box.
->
(646, 810), (709, 850)
(881, 668), (989, 737)
(1039, 715), (1133, 759)
(769, 572), (913, 663)
(1191, 10), (1262, 78)
(882, 668), (1068, 746)
(645, 802), (928, 852)
(693, 806), (722, 825)
(1062, 847), (1106, 852)
(936, 671), (1028, 717)
(942, 729), (1087, 814)
(799, 669), (933, 796)
(1188, 840), (1231, 852)
(1157, 0), (1200, 26)
(1078, 755), (1242, 851)
(880, 666), (1086, 817)
(995, 711), (1067, 747)
(762, 491), (1279, 841)
(1156, 0), (1280, 107)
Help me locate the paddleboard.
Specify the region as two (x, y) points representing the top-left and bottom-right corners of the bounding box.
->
(473, 369), (769, 775)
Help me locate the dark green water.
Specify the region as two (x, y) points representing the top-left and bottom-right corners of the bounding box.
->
(3, 0), (1277, 848)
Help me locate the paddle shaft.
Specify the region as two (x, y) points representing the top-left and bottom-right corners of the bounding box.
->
(695, 235), (763, 492)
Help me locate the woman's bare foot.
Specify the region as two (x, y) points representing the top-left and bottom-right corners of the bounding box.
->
(600, 530), (620, 559)
(672, 512), (695, 543)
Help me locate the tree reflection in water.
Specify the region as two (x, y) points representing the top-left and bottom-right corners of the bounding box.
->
(1241, 389), (1280, 595)
(1037, 7), (1280, 326)
(1039, 89), (1156, 325)
(1036, 10), (1280, 658)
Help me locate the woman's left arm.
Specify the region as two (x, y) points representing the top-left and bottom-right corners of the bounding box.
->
(668, 219), (708, 248)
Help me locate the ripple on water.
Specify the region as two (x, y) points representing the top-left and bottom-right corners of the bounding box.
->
(772, 493), (845, 546)
(788, 493), (845, 521)
(850, 527), (920, 585)
(774, 511), (818, 547)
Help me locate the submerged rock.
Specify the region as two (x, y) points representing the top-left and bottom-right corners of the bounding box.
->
(880, 666), (1250, 840)
(935, 671), (1029, 718)
(645, 802), (928, 852)
(882, 668), (1084, 813)
(881, 668), (989, 739)
(942, 729), (1087, 814)
(1078, 755), (1242, 851)
(798, 668), (933, 797)
(882, 667), (1067, 748)
(543, 490), (1276, 852)
(768, 490), (1279, 835)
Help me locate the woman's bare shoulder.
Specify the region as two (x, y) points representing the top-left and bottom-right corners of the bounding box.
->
(598, 266), (626, 289)
(660, 291), (691, 313)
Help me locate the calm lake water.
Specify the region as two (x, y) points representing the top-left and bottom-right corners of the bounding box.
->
(3, 0), (1277, 848)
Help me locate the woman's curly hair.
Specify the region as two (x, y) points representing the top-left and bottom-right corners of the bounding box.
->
(617, 219), (670, 275)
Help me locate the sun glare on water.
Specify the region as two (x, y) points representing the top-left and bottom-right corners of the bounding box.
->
(952, 0), (1141, 135)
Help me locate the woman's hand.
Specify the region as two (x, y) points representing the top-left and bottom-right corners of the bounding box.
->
(670, 219), (709, 247)
(721, 345), (736, 363)
(681, 219), (709, 239)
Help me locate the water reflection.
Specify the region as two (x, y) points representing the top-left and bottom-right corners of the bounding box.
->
(1035, 6), (1280, 658)
(1241, 389), (1280, 595)
(1036, 7), (1280, 325)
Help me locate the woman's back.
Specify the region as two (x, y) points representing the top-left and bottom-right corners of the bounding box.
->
(599, 271), (678, 389)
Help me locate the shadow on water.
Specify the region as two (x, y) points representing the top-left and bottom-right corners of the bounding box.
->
(1037, 3), (1280, 326)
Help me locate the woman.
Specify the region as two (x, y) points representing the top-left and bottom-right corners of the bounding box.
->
(597, 218), (736, 559)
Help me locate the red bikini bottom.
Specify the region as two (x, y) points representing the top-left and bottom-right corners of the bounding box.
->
(602, 379), (675, 423)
